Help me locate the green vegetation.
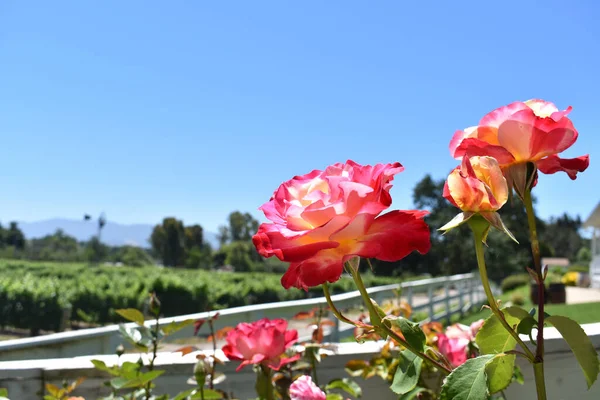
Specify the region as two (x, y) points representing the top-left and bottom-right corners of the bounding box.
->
(0, 259), (413, 335)
(501, 274), (531, 293)
(459, 285), (600, 326)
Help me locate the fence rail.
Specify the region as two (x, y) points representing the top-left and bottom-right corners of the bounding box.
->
(0, 272), (487, 362)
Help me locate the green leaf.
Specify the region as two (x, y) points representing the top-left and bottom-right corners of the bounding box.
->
(118, 324), (143, 345)
(485, 354), (515, 394)
(546, 315), (600, 388)
(137, 370), (165, 385)
(390, 350), (423, 395)
(476, 307), (527, 354)
(116, 308), (145, 326)
(0, 389), (8, 397)
(440, 355), (494, 400)
(504, 306), (530, 320)
(513, 365), (524, 385)
(399, 387), (428, 400)
(161, 319), (195, 335)
(195, 389), (225, 399)
(91, 359), (121, 376)
(172, 389), (196, 400)
(325, 378), (362, 398)
(387, 316), (426, 352)
(516, 316), (537, 343)
(325, 395), (344, 400)
(109, 377), (131, 390)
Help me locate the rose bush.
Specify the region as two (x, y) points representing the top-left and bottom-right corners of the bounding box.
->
(449, 99), (589, 195)
(252, 160), (431, 289)
(221, 318), (300, 371)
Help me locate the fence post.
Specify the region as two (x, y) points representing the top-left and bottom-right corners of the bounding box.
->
(458, 280), (464, 317)
(469, 278), (474, 312)
(444, 281), (451, 323)
(406, 287), (413, 307)
(428, 286), (435, 320)
(331, 313), (340, 342)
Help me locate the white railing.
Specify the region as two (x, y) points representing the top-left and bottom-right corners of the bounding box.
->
(0, 273), (486, 362)
(1, 323), (599, 400)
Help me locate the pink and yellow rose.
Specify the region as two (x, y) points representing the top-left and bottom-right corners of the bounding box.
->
(440, 156), (513, 237)
(253, 160), (431, 289)
(450, 99), (589, 195)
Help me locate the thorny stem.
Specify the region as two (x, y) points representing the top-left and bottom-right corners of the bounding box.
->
(524, 189), (548, 400)
(469, 220), (536, 362)
(348, 263), (452, 374)
(309, 307), (323, 386)
(322, 282), (355, 326)
(145, 309), (161, 400)
(208, 317), (217, 389)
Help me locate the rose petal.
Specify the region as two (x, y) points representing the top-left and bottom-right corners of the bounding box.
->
(537, 154), (590, 179)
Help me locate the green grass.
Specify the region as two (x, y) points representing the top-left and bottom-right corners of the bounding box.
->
(459, 285), (600, 326)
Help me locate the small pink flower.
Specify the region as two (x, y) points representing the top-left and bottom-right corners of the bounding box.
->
(437, 320), (484, 368)
(289, 375), (326, 400)
(221, 318), (300, 371)
(437, 333), (469, 367)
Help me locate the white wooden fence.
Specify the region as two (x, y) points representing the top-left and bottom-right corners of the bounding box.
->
(0, 273), (486, 362)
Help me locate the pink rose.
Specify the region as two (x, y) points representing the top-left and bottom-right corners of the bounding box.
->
(253, 160), (431, 289)
(437, 333), (470, 367)
(289, 375), (326, 400)
(221, 318), (300, 371)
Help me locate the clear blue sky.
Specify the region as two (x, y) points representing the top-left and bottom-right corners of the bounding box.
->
(1, 1), (598, 233)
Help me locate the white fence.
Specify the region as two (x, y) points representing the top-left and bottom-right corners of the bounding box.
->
(0, 273), (486, 362)
(1, 323), (599, 400)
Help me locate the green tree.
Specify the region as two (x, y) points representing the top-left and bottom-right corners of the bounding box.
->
(541, 213), (583, 260)
(369, 174), (546, 282)
(84, 236), (109, 263)
(150, 217), (186, 267)
(116, 245), (154, 267)
(216, 225), (230, 247)
(575, 246), (592, 264)
(228, 211), (259, 241)
(27, 229), (82, 261)
(223, 241), (254, 272)
(184, 224), (204, 250)
(5, 222), (25, 250)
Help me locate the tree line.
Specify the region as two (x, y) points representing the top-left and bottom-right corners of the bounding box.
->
(0, 175), (592, 281)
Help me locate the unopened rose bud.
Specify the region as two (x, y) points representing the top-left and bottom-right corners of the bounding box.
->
(149, 292), (161, 316)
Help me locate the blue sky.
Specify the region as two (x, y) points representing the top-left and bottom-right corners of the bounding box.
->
(1, 1), (598, 233)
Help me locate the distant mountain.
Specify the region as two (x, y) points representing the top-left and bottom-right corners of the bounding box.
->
(18, 218), (220, 249)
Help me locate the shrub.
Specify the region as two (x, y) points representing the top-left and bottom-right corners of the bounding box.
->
(501, 274), (531, 293)
(510, 292), (526, 306)
(0, 260), (419, 333)
(569, 264), (590, 273)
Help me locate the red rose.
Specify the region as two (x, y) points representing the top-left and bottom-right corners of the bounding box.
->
(221, 318), (300, 371)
